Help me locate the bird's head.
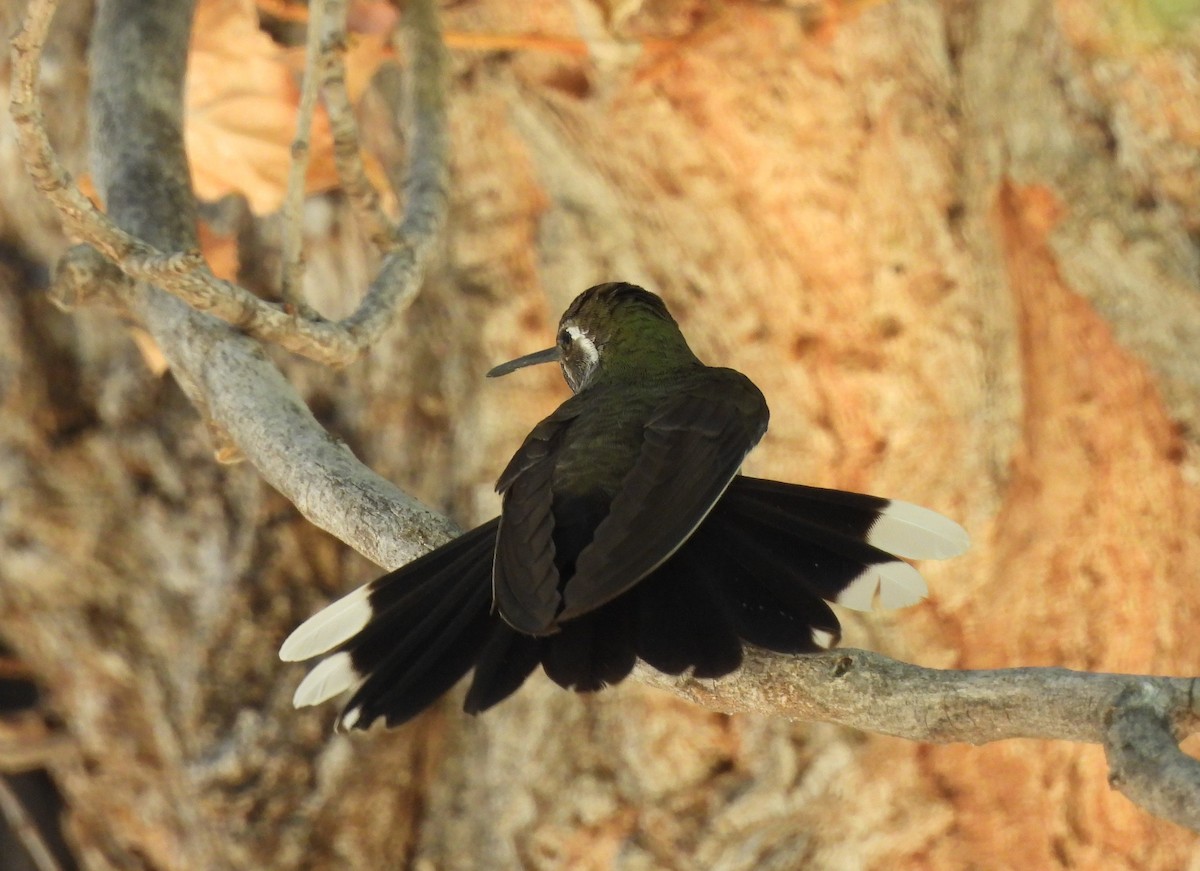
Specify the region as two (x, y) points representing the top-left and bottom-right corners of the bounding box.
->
(488, 282), (699, 393)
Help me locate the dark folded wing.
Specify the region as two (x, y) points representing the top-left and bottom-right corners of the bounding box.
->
(493, 403), (583, 636)
(558, 376), (769, 624)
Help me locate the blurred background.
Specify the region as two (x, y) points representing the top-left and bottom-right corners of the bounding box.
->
(0, 0), (1198, 868)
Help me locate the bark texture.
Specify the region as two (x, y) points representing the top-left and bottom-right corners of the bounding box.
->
(1, 0), (1198, 869)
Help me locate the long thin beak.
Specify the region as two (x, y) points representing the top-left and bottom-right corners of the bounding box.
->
(486, 346), (559, 378)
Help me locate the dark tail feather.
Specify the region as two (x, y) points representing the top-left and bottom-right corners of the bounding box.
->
(366, 520), (501, 616)
(728, 579), (840, 653)
(542, 595), (638, 692)
(345, 595), (492, 729)
(723, 476), (890, 541)
(463, 625), (542, 715)
(684, 519), (841, 654)
(717, 485), (899, 599)
(725, 476), (969, 562)
(338, 525), (498, 729)
(347, 521), (500, 671)
(635, 542), (742, 678)
(586, 595), (639, 686)
(715, 479), (933, 611)
(318, 520), (498, 730)
(713, 504), (879, 608)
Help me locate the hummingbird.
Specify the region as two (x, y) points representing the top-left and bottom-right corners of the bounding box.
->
(280, 283), (968, 730)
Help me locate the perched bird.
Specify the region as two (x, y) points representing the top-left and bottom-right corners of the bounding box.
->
(281, 283), (968, 730)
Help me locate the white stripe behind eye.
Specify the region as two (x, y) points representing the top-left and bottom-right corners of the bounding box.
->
(562, 323), (601, 392)
(565, 325), (599, 368)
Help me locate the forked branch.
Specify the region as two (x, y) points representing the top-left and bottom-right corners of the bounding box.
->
(10, 0), (446, 367)
(13, 0), (457, 567)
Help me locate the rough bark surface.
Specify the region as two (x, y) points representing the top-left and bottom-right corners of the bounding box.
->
(0, 1), (1198, 869)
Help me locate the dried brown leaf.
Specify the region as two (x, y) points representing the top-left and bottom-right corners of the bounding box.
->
(187, 0), (392, 214)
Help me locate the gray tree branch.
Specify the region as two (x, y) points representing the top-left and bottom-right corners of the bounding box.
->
(637, 651), (1200, 830)
(1104, 683), (1200, 832)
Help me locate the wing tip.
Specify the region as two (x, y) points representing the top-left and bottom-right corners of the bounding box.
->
(495, 583), (561, 637)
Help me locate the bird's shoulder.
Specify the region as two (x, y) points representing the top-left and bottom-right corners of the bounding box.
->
(651, 366), (769, 434)
(495, 365), (768, 495)
(494, 397), (586, 495)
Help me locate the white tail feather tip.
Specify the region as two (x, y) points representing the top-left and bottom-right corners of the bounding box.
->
(292, 652), (360, 708)
(835, 562), (929, 611)
(876, 561), (929, 609)
(279, 584), (374, 662)
(340, 707), (363, 731)
(836, 570), (878, 611)
(811, 628), (837, 649)
(868, 501), (970, 561)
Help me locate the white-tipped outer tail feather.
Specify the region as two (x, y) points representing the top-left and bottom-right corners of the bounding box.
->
(292, 652), (361, 708)
(867, 501), (970, 561)
(279, 584), (374, 662)
(340, 706), (363, 731)
(835, 561), (928, 611)
(811, 628), (837, 649)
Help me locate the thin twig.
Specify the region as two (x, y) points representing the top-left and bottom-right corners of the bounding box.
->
(12, 0), (343, 349)
(0, 713), (72, 774)
(319, 0), (395, 252)
(0, 739), (72, 775)
(10, 0), (122, 239)
(0, 775), (65, 871)
(0, 656), (33, 680)
(278, 0), (327, 311)
(342, 0), (447, 339)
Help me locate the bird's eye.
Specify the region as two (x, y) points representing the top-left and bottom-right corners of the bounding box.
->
(558, 329), (571, 348)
